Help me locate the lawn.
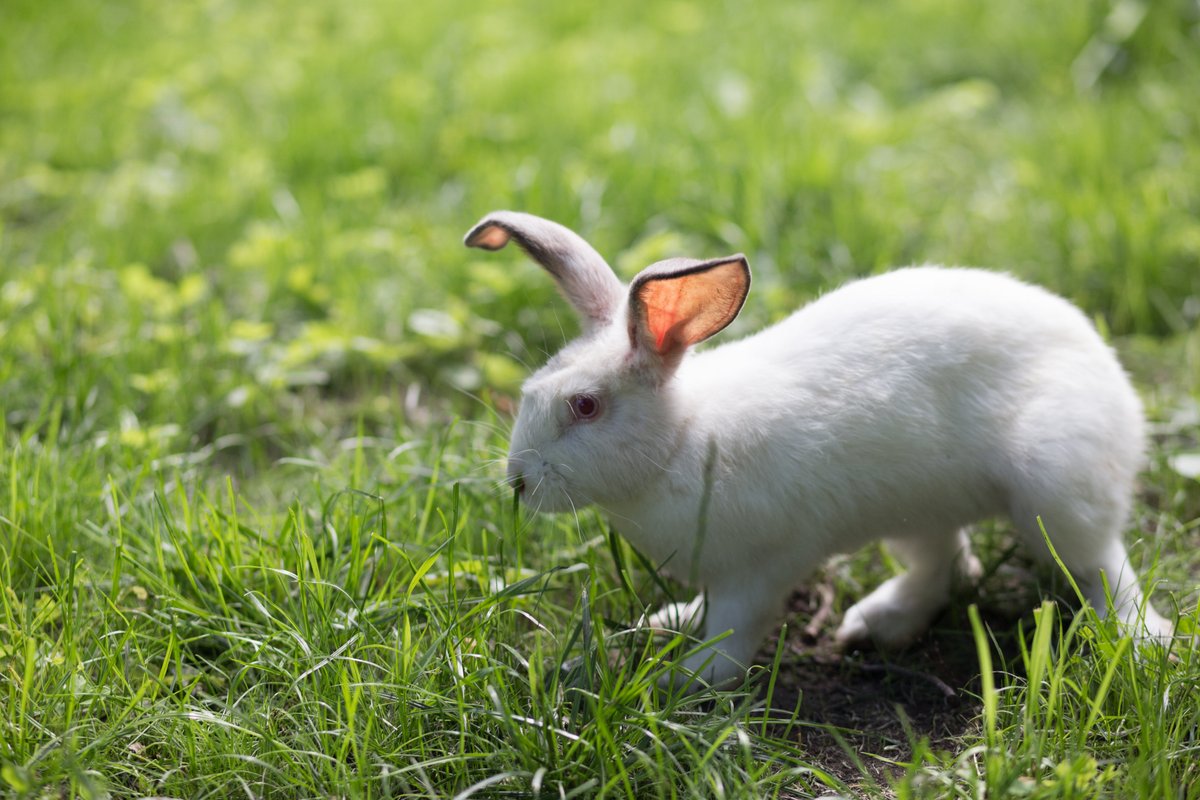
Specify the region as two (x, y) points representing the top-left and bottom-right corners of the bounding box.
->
(2, 0), (1199, 797)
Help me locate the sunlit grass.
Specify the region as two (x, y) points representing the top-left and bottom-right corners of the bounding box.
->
(1, 423), (830, 798)
(2, 0), (1199, 796)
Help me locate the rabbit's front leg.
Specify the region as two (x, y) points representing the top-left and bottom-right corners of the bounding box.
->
(668, 583), (780, 690)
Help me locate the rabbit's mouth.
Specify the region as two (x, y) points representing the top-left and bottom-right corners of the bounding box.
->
(509, 458), (583, 514)
(505, 458), (529, 499)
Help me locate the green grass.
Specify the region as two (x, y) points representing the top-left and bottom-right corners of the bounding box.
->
(2, 0), (1199, 797)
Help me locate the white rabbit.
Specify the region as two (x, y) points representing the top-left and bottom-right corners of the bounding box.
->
(465, 210), (1174, 688)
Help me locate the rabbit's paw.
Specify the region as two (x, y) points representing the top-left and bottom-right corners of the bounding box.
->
(644, 596), (704, 634)
(954, 548), (984, 590)
(834, 573), (947, 649)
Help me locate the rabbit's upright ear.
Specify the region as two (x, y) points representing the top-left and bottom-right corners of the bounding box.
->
(628, 255), (750, 369)
(465, 211), (625, 329)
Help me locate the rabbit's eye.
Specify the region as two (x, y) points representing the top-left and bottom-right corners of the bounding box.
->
(568, 393), (601, 421)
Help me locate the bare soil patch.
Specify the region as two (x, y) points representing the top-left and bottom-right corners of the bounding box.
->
(763, 583), (1035, 789)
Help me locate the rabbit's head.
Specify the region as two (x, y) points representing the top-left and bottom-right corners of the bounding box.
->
(465, 211), (749, 513)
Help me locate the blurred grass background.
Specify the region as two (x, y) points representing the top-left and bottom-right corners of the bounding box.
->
(3, 1), (1199, 452)
(2, 0), (1200, 797)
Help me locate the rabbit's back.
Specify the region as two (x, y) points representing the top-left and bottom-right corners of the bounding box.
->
(760, 266), (1105, 366)
(689, 266), (1137, 433)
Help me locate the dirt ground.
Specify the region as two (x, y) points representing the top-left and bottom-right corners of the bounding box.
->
(764, 574), (1040, 790)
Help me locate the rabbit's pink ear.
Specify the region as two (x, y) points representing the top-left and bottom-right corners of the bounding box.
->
(465, 211), (625, 328)
(629, 255), (750, 364)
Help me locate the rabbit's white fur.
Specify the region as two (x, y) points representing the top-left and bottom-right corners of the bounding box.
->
(466, 211), (1174, 689)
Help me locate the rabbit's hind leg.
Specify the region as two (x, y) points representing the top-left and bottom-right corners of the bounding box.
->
(1008, 489), (1174, 641)
(835, 528), (979, 649)
(1079, 540), (1174, 640)
(1015, 513), (1174, 641)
